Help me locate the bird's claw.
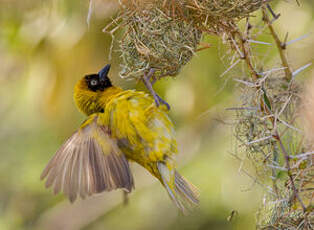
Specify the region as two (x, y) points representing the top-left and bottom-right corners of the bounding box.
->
(143, 68), (171, 111)
(156, 95), (171, 111)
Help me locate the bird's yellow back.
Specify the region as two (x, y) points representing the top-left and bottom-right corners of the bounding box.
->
(98, 90), (178, 175)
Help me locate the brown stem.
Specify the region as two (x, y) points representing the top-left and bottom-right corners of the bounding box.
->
(233, 30), (259, 81)
(233, 11), (307, 212)
(262, 7), (293, 82)
(273, 132), (307, 212)
(262, 6), (306, 211)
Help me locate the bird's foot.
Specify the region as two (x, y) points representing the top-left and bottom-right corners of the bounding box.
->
(143, 68), (170, 110)
(156, 94), (171, 111)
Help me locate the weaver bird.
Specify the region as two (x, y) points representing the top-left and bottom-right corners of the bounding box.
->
(41, 64), (199, 213)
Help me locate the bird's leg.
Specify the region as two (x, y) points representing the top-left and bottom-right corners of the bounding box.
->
(143, 69), (160, 107)
(143, 68), (171, 110)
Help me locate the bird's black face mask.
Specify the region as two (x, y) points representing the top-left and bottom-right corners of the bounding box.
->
(85, 64), (112, 92)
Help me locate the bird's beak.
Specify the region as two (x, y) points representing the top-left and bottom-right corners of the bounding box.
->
(98, 64), (111, 81)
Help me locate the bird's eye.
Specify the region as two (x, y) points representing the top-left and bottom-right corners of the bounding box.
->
(90, 79), (98, 86)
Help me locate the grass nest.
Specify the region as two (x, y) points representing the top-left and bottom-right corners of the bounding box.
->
(118, 3), (202, 80)
(107, 0), (270, 80)
(186, 0), (270, 33)
(234, 73), (313, 229)
(123, 0), (271, 34)
(186, 0), (268, 20)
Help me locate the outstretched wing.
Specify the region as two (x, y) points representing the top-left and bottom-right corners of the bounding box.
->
(40, 115), (134, 202)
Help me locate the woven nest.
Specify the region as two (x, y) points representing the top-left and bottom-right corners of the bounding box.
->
(187, 0), (267, 19)
(234, 74), (313, 229)
(109, 0), (269, 80)
(122, 0), (270, 34)
(118, 4), (202, 79)
(257, 197), (312, 229)
(185, 0), (269, 33)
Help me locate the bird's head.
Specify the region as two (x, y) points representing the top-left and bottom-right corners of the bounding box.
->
(84, 64), (112, 92)
(74, 64), (121, 115)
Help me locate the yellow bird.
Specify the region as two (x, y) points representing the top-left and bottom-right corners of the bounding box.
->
(41, 64), (199, 213)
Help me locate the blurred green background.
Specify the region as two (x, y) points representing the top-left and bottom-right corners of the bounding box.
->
(0, 0), (313, 229)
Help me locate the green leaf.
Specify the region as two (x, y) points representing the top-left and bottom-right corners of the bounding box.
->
(262, 88), (272, 111)
(276, 170), (287, 179)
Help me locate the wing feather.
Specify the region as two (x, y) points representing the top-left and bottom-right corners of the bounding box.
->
(41, 116), (134, 202)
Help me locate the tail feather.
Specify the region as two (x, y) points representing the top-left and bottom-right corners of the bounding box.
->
(174, 171), (199, 205)
(157, 162), (199, 214)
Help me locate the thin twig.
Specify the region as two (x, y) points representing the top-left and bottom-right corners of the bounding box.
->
(273, 132), (307, 212)
(262, 7), (293, 82)
(234, 30), (259, 81)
